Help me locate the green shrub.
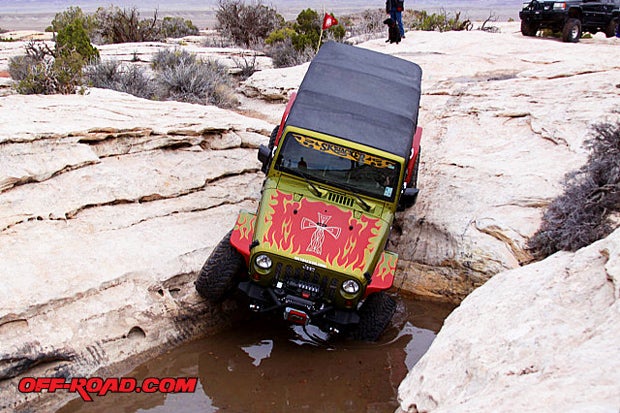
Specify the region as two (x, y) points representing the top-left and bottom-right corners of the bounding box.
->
(9, 38), (93, 95)
(47, 6), (98, 40)
(55, 19), (99, 61)
(528, 122), (620, 258)
(216, 0), (283, 47)
(265, 8), (343, 67)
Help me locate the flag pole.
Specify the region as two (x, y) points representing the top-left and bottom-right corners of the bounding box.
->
(317, 5), (325, 53)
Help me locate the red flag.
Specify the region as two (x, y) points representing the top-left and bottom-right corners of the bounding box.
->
(322, 13), (338, 30)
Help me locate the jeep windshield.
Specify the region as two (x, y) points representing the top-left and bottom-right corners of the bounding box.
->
(275, 132), (400, 202)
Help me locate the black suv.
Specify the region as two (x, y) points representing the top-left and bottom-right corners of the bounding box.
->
(520, 0), (620, 42)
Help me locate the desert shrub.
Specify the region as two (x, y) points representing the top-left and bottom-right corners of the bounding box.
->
(85, 60), (155, 99)
(407, 9), (472, 32)
(9, 24), (96, 96)
(160, 16), (200, 38)
(47, 6), (98, 40)
(8, 54), (39, 81)
(345, 9), (385, 37)
(265, 8), (344, 67)
(55, 19), (100, 61)
(93, 5), (162, 44)
(528, 121), (620, 258)
(267, 37), (315, 68)
(232, 53), (258, 80)
(150, 48), (197, 71)
(152, 48), (237, 107)
(10, 49), (84, 95)
(216, 0), (283, 47)
(9, 55), (55, 94)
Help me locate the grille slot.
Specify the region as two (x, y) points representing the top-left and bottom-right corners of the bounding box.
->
(278, 264), (340, 301)
(327, 192), (354, 208)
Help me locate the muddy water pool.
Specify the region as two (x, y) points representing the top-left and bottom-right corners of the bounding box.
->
(59, 296), (455, 413)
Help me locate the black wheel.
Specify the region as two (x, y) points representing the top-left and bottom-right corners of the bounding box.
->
(350, 292), (397, 342)
(520, 20), (539, 36)
(562, 18), (581, 42)
(195, 230), (245, 302)
(604, 18), (618, 38)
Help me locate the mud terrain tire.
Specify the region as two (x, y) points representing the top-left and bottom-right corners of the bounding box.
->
(520, 20), (539, 36)
(268, 125), (279, 150)
(350, 292), (397, 341)
(562, 18), (582, 42)
(195, 230), (244, 302)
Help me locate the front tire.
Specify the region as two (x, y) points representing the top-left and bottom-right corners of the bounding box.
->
(350, 292), (397, 342)
(195, 230), (244, 302)
(520, 20), (539, 36)
(562, 18), (582, 42)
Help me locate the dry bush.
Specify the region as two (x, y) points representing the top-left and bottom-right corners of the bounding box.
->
(342, 9), (385, 37)
(267, 38), (315, 68)
(85, 60), (155, 99)
(216, 0), (283, 47)
(152, 48), (237, 108)
(232, 53), (258, 80)
(528, 121), (620, 258)
(93, 6), (162, 44)
(160, 17), (199, 38)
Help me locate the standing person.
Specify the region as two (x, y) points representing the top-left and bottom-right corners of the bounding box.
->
(386, 0), (405, 38)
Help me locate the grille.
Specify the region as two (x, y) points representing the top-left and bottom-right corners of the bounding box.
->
(326, 191), (354, 208)
(274, 263), (340, 301)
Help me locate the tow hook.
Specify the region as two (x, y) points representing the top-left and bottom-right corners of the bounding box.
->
(284, 307), (309, 325)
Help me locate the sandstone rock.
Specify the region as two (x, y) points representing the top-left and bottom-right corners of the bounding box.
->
(1, 23), (619, 412)
(397, 227), (620, 413)
(0, 86), (270, 411)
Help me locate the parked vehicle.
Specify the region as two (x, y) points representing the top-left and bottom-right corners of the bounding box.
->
(519, 0), (620, 42)
(196, 42), (423, 341)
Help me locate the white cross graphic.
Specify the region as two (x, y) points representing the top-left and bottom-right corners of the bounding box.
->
(300, 212), (342, 255)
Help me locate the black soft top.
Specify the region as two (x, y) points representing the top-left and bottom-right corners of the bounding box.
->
(285, 42), (422, 160)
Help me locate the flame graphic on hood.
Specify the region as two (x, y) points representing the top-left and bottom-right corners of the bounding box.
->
(258, 190), (383, 275)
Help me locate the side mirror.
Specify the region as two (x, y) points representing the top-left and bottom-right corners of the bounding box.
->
(398, 187), (419, 211)
(258, 144), (272, 173)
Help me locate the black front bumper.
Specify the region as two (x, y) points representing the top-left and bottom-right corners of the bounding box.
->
(238, 281), (360, 328)
(520, 8), (568, 29)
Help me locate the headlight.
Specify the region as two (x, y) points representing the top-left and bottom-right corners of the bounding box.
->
(553, 2), (566, 9)
(341, 279), (360, 294)
(255, 254), (272, 270)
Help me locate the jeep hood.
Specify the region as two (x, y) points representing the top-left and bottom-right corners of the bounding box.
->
(255, 189), (387, 277)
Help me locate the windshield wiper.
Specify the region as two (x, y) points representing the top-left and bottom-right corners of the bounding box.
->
(281, 166), (323, 198)
(337, 182), (372, 212)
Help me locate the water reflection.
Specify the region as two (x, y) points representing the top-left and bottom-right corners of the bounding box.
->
(58, 297), (454, 413)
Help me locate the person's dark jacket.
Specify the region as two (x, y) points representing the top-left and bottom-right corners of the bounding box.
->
(385, 0), (404, 13)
